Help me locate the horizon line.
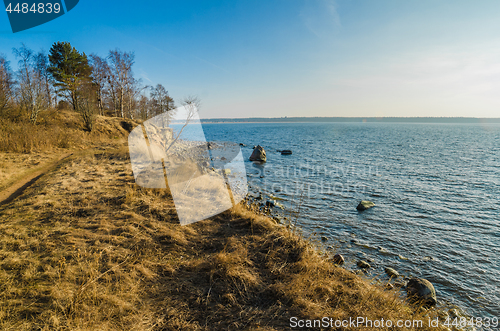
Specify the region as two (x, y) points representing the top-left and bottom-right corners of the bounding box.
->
(200, 116), (500, 119)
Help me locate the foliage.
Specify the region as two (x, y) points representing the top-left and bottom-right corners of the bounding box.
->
(1, 41), (179, 131)
(48, 41), (91, 110)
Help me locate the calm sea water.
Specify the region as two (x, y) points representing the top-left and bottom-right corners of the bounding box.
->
(201, 122), (500, 318)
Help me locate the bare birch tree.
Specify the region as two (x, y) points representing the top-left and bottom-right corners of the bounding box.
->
(124, 77), (145, 119)
(150, 83), (175, 125)
(88, 54), (110, 116)
(137, 94), (150, 120)
(13, 44), (45, 124)
(34, 50), (54, 109)
(107, 49), (135, 118)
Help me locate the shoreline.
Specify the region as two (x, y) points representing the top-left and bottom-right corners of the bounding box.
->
(0, 145), (451, 330)
(0, 113), (466, 330)
(241, 167), (477, 326)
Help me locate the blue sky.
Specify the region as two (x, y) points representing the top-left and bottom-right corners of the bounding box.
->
(1, 0), (500, 118)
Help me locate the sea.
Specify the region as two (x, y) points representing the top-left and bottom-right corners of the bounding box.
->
(200, 122), (500, 320)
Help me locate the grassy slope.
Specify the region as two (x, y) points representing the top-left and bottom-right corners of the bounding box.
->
(0, 109), (135, 190)
(0, 113), (448, 330)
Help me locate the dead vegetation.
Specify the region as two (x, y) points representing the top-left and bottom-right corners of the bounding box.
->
(0, 146), (448, 330)
(0, 111), (448, 330)
(0, 109), (137, 194)
(0, 108), (136, 154)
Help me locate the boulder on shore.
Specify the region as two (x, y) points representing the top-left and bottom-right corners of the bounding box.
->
(356, 200), (375, 211)
(406, 278), (437, 307)
(249, 145), (266, 162)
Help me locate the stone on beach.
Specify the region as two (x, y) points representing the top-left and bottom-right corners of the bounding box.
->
(249, 145), (266, 162)
(406, 278), (437, 307)
(356, 200), (375, 211)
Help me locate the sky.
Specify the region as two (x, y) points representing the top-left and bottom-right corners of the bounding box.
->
(1, 0), (500, 118)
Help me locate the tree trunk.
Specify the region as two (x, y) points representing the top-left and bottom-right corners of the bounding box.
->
(120, 87), (124, 118)
(71, 91), (78, 110)
(45, 79), (51, 108)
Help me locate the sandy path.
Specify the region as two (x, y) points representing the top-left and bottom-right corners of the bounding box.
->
(0, 152), (74, 207)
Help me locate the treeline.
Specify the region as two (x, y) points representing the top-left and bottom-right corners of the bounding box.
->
(0, 41), (175, 131)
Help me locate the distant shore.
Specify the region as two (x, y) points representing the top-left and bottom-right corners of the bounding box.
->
(201, 116), (500, 124)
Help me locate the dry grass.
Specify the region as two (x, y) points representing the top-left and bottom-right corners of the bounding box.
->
(0, 152), (58, 191)
(0, 108), (138, 193)
(0, 109), (137, 153)
(0, 146), (449, 330)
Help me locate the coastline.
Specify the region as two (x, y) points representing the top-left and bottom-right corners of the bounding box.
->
(0, 145), (450, 330)
(201, 121), (499, 321)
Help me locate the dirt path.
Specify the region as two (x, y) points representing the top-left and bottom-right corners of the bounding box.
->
(0, 152), (73, 207)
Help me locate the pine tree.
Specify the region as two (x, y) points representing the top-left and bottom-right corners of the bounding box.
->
(48, 41), (90, 110)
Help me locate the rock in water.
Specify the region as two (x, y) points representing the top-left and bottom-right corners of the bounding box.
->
(332, 254), (345, 265)
(385, 267), (400, 278)
(249, 145), (266, 162)
(281, 150), (292, 155)
(356, 200), (375, 211)
(357, 260), (371, 269)
(406, 278), (437, 307)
